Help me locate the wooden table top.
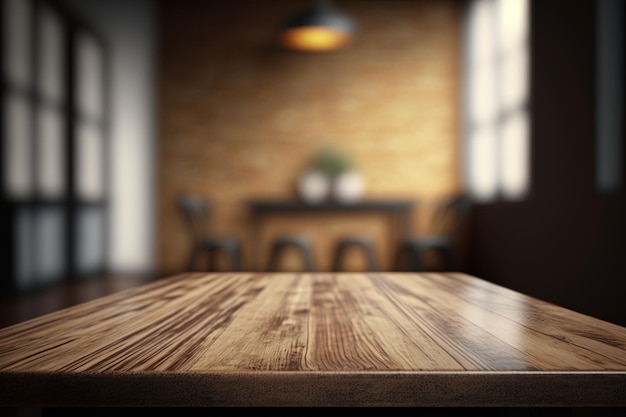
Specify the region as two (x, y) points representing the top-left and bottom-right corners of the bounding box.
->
(0, 272), (625, 407)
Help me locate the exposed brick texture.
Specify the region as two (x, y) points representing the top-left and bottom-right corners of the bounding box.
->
(158, 0), (461, 273)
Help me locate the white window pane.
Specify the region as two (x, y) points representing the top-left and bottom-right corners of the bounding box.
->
(500, 112), (530, 199)
(466, 0), (497, 127)
(468, 127), (498, 201)
(500, 48), (528, 111)
(2, 0), (32, 87)
(35, 207), (65, 284)
(76, 122), (104, 200)
(497, 0), (529, 51)
(38, 4), (65, 102)
(76, 206), (105, 275)
(3, 93), (32, 198)
(468, 0), (495, 65)
(76, 33), (104, 118)
(469, 62), (497, 124)
(37, 106), (65, 197)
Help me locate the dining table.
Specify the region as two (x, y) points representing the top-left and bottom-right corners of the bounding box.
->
(246, 199), (418, 270)
(0, 272), (625, 410)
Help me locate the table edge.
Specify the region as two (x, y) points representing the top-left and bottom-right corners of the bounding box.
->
(2, 371), (624, 407)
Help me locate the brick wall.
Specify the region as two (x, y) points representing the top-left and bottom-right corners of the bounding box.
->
(158, 0), (461, 274)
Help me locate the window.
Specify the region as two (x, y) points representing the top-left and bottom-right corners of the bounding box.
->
(1, 0), (109, 294)
(596, 0), (624, 193)
(462, 0), (530, 202)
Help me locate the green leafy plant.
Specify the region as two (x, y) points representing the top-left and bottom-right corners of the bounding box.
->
(314, 146), (352, 178)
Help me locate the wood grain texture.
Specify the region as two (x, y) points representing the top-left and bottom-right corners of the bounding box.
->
(0, 272), (625, 407)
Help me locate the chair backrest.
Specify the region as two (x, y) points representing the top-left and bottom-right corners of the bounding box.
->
(178, 194), (212, 243)
(429, 194), (472, 239)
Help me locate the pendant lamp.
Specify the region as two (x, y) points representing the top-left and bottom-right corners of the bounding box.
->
(279, 0), (357, 52)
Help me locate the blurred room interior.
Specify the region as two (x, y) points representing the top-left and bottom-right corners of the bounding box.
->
(1, 0), (625, 330)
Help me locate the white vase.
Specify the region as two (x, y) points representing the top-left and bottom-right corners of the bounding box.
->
(333, 171), (365, 204)
(298, 170), (330, 204)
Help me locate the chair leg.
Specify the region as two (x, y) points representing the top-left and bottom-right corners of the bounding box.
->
(303, 247), (316, 272)
(394, 244), (407, 271)
(188, 247), (200, 272)
(366, 245), (378, 272)
(333, 243), (378, 272)
(268, 245), (281, 272)
(227, 247), (240, 272)
(269, 243), (315, 272)
(441, 247), (456, 271)
(409, 247), (423, 272)
(332, 244), (346, 272)
(206, 249), (215, 272)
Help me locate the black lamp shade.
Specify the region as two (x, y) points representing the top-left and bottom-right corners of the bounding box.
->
(279, 0), (357, 52)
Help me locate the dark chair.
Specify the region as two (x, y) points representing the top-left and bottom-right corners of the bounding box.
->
(395, 194), (472, 272)
(332, 236), (379, 272)
(267, 235), (316, 272)
(178, 194), (241, 272)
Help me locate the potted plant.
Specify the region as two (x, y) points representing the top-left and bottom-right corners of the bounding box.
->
(298, 145), (364, 204)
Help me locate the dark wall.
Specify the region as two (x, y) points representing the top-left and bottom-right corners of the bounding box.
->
(467, 0), (626, 327)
